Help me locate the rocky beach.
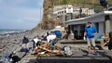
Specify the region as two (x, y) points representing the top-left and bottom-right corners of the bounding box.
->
(0, 29), (48, 60)
(0, 0), (112, 63)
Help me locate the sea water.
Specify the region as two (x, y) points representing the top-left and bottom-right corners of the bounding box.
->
(0, 29), (24, 34)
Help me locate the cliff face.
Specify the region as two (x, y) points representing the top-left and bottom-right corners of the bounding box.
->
(34, 0), (54, 30)
(33, 0), (50, 30)
(34, 0), (60, 30)
(34, 0), (112, 30)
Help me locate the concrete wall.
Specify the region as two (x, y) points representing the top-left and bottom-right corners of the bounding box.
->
(99, 22), (104, 35)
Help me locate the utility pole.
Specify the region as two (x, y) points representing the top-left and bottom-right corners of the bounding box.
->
(83, 0), (85, 8)
(50, 0), (54, 16)
(93, 0), (95, 13)
(40, 7), (42, 22)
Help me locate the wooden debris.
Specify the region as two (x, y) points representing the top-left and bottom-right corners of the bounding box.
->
(35, 42), (63, 56)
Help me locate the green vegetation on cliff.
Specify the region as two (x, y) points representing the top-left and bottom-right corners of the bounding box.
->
(52, 0), (112, 13)
(39, 0), (112, 30)
(53, 0), (112, 6)
(54, 0), (99, 5)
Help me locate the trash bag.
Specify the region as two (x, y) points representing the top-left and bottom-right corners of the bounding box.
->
(20, 48), (29, 53)
(63, 46), (72, 56)
(54, 30), (62, 38)
(12, 55), (21, 63)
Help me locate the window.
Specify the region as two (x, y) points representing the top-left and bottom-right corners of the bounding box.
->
(95, 23), (99, 33)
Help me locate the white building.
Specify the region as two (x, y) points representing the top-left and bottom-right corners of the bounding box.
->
(65, 11), (112, 39)
(51, 5), (95, 22)
(66, 5), (73, 13)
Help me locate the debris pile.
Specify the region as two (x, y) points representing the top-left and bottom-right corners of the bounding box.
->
(34, 42), (64, 56)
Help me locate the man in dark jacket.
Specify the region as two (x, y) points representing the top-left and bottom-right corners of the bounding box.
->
(22, 36), (29, 48)
(108, 32), (112, 50)
(100, 0), (108, 10)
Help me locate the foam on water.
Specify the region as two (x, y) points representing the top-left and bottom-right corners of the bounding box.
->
(0, 29), (25, 34)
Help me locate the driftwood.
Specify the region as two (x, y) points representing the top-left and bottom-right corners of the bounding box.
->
(35, 42), (50, 52)
(35, 42), (63, 56)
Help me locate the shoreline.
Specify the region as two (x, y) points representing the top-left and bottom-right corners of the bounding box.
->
(0, 29), (49, 59)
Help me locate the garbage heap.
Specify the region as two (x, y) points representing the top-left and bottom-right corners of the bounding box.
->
(34, 42), (64, 56)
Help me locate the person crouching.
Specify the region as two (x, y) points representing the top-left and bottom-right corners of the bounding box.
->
(47, 31), (57, 50)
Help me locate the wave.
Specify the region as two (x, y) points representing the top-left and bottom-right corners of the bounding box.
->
(0, 29), (25, 34)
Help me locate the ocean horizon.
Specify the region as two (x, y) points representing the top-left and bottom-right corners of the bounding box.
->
(0, 29), (26, 34)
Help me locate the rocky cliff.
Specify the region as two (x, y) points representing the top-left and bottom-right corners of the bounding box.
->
(34, 0), (112, 30)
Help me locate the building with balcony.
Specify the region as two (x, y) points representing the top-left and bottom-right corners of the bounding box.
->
(51, 5), (95, 22)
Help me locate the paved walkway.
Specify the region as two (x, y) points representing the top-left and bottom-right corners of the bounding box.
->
(18, 40), (112, 63)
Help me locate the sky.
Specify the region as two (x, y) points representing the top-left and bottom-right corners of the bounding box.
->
(0, 0), (44, 30)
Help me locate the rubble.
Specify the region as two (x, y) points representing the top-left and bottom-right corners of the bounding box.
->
(34, 42), (64, 56)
